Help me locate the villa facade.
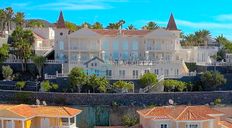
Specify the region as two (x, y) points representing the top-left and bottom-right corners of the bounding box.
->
(51, 12), (218, 80)
(137, 105), (231, 128)
(0, 104), (81, 128)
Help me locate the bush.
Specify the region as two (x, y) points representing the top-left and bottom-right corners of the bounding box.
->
(113, 81), (134, 92)
(164, 80), (188, 92)
(140, 73), (158, 87)
(214, 98), (222, 105)
(122, 113), (139, 127)
(16, 81), (26, 90)
(2, 65), (13, 80)
(200, 71), (226, 90)
(40, 80), (59, 92)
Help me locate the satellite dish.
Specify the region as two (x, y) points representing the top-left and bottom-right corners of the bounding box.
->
(42, 101), (47, 106)
(36, 99), (40, 105)
(169, 99), (174, 105)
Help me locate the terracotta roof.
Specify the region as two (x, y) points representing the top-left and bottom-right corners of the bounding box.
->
(92, 29), (151, 36)
(56, 11), (66, 28)
(0, 104), (81, 118)
(33, 32), (44, 40)
(219, 121), (232, 128)
(137, 106), (223, 121)
(166, 13), (178, 31)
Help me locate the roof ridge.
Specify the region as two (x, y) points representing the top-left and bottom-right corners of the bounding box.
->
(144, 107), (157, 116)
(7, 104), (28, 118)
(175, 106), (189, 120)
(62, 107), (72, 116)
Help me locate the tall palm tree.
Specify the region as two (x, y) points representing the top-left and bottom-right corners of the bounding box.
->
(117, 19), (125, 30)
(0, 9), (6, 32)
(14, 12), (25, 27)
(142, 22), (159, 30)
(5, 7), (14, 31)
(194, 30), (210, 46)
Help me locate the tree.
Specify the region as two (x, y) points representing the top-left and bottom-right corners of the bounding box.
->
(163, 80), (188, 92)
(14, 12), (24, 27)
(194, 29), (210, 46)
(142, 22), (159, 30)
(200, 71), (226, 90)
(113, 81), (134, 92)
(0, 9), (6, 31)
(81, 22), (91, 29)
(27, 20), (45, 28)
(65, 21), (79, 31)
(0, 44), (9, 63)
(16, 81), (26, 91)
(40, 80), (58, 92)
(127, 24), (136, 30)
(2, 65), (13, 80)
(11, 27), (35, 72)
(68, 67), (88, 92)
(106, 20), (125, 30)
(121, 113), (139, 127)
(91, 22), (103, 29)
(87, 75), (109, 93)
(140, 73), (158, 87)
(32, 55), (46, 77)
(5, 7), (14, 31)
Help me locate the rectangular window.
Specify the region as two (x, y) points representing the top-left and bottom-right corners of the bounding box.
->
(122, 52), (129, 60)
(119, 70), (125, 78)
(186, 124), (198, 128)
(122, 40), (128, 50)
(133, 70), (139, 79)
(132, 40), (138, 50)
(103, 40), (109, 50)
(154, 69), (159, 75)
(106, 70), (112, 77)
(113, 41), (119, 50)
(144, 70), (149, 73)
(161, 124), (168, 128)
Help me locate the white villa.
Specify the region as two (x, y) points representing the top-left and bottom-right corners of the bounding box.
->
(50, 11), (218, 80)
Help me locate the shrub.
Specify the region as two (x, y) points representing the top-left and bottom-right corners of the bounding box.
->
(122, 113), (139, 127)
(16, 81), (26, 91)
(2, 65), (13, 80)
(40, 80), (59, 92)
(214, 98), (222, 105)
(164, 80), (188, 92)
(140, 73), (158, 87)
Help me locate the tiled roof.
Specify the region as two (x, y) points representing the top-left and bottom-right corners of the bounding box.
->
(219, 121), (232, 128)
(92, 29), (151, 36)
(137, 106), (223, 121)
(0, 104), (81, 118)
(33, 32), (45, 40)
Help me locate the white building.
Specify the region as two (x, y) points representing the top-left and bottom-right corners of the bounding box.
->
(53, 12), (218, 80)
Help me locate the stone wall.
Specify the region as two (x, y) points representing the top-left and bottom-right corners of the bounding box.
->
(0, 90), (231, 106)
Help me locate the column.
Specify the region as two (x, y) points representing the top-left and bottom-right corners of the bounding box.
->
(74, 116), (76, 127)
(1, 119), (3, 128)
(22, 120), (25, 128)
(11, 120), (13, 128)
(68, 118), (70, 126)
(176, 122), (179, 128)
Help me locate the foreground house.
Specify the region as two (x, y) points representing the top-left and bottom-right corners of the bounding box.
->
(0, 104), (81, 128)
(137, 105), (232, 128)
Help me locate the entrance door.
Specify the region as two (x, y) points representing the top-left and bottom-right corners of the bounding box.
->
(41, 118), (49, 128)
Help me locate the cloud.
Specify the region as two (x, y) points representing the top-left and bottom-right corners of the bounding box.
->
(35, 2), (112, 10)
(216, 14), (232, 21)
(155, 19), (232, 29)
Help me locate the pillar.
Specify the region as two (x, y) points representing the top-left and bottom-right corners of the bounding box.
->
(22, 120), (25, 128)
(1, 120), (3, 128)
(74, 116), (76, 126)
(11, 120), (13, 128)
(68, 118), (70, 126)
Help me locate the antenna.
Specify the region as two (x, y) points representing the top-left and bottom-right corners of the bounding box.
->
(169, 99), (174, 105)
(36, 99), (40, 106)
(42, 101), (47, 106)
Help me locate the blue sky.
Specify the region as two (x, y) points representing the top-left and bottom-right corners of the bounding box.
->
(1, 0), (232, 39)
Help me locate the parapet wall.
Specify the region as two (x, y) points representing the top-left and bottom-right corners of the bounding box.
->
(0, 90), (231, 106)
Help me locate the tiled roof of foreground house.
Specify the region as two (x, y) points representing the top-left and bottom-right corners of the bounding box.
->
(137, 105), (223, 120)
(219, 121), (232, 128)
(0, 104), (81, 118)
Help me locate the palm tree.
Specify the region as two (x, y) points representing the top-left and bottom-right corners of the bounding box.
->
(127, 24), (136, 30)
(117, 20), (125, 30)
(5, 7), (14, 31)
(194, 30), (210, 46)
(142, 22), (159, 30)
(0, 9), (6, 32)
(92, 22), (103, 29)
(14, 12), (25, 27)
(32, 55), (46, 77)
